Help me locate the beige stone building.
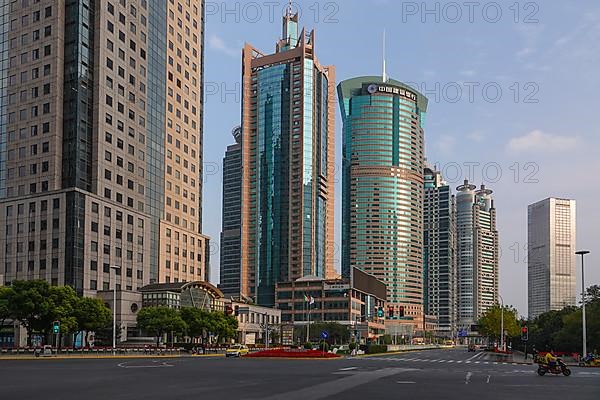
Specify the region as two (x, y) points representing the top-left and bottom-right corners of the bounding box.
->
(0, 1), (209, 295)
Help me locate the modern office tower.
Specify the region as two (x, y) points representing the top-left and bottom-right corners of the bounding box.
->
(240, 11), (336, 306)
(423, 166), (457, 336)
(338, 77), (428, 327)
(528, 198), (577, 318)
(219, 126), (242, 298)
(456, 180), (499, 329)
(0, 1), (208, 294)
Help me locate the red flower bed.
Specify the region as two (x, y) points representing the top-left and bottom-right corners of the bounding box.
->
(244, 348), (340, 358)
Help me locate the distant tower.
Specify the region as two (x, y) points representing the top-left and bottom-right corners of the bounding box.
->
(219, 127), (242, 298)
(424, 166), (457, 337)
(528, 198), (576, 318)
(456, 180), (499, 328)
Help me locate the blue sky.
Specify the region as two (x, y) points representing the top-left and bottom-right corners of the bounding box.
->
(201, 0), (600, 315)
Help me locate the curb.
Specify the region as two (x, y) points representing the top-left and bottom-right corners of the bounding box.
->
(0, 354), (192, 361)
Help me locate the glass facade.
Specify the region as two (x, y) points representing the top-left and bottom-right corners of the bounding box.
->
(338, 76), (428, 316)
(146, 2), (167, 283)
(0, 2), (8, 198)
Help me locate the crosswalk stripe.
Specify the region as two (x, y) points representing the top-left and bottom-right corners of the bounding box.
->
(474, 361), (480, 364)
(456, 361), (462, 363)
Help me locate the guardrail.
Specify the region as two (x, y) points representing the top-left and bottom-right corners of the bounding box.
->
(0, 347), (183, 357)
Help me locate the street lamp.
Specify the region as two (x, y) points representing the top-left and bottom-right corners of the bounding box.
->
(110, 265), (121, 355)
(575, 250), (590, 360)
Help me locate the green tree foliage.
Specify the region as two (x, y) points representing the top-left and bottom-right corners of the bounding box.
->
(0, 286), (13, 328)
(211, 312), (238, 343)
(477, 305), (521, 340)
(180, 307), (211, 341)
(527, 285), (600, 353)
(73, 297), (111, 347)
(137, 306), (186, 346)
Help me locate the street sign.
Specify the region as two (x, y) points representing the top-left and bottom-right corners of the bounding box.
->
(320, 331), (329, 340)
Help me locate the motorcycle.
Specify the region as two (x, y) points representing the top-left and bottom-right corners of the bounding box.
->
(537, 358), (571, 376)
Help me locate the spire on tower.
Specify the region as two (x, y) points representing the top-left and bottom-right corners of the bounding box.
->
(382, 30), (388, 83)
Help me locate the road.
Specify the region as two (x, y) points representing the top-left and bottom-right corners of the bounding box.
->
(1, 348), (598, 399)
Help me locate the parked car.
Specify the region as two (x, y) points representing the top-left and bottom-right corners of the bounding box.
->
(226, 344), (249, 358)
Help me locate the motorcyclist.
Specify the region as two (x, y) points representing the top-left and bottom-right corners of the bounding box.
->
(544, 350), (558, 367)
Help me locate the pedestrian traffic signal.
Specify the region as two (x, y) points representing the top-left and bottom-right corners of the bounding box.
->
(52, 321), (60, 334)
(399, 306), (405, 318)
(521, 326), (528, 341)
(387, 305), (394, 318)
(377, 307), (384, 318)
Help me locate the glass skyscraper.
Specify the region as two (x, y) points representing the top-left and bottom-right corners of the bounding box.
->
(338, 76), (428, 328)
(240, 12), (336, 306)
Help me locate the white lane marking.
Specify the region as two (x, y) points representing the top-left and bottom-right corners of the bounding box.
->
(396, 381), (416, 384)
(474, 361), (480, 364)
(465, 361), (471, 364)
(439, 360), (446, 363)
(456, 360), (462, 363)
(467, 352), (482, 361)
(447, 360), (454, 363)
(338, 367), (358, 371)
(493, 362), (498, 365)
(486, 375), (491, 384)
(465, 372), (472, 385)
(483, 362), (489, 364)
(117, 361), (174, 369)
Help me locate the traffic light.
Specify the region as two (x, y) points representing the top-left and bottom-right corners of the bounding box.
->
(388, 305), (394, 318)
(225, 305), (233, 315)
(234, 305), (239, 316)
(399, 306), (405, 318)
(377, 307), (384, 318)
(52, 321), (60, 334)
(521, 326), (528, 341)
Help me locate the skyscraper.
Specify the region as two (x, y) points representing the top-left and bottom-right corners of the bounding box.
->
(456, 180), (499, 329)
(220, 126), (242, 298)
(240, 11), (336, 306)
(0, 1), (209, 294)
(338, 77), (428, 328)
(528, 197), (576, 319)
(424, 166), (457, 336)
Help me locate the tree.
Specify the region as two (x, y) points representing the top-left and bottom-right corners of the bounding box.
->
(477, 305), (521, 341)
(73, 297), (111, 348)
(180, 307), (211, 342)
(137, 307), (186, 346)
(585, 285), (600, 303)
(210, 312), (238, 343)
(0, 286), (14, 329)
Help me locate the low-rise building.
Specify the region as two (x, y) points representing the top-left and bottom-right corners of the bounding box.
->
(275, 268), (386, 341)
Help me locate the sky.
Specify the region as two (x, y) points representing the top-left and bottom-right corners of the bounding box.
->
(201, 0), (600, 316)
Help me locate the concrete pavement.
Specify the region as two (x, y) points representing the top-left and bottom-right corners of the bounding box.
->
(1, 348), (598, 399)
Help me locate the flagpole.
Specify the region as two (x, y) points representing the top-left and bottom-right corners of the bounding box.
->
(307, 301), (311, 343)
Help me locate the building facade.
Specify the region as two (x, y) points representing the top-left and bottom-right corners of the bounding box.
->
(240, 12), (336, 306)
(528, 198), (576, 318)
(0, 1), (209, 294)
(275, 267), (386, 341)
(219, 126), (242, 298)
(456, 180), (499, 329)
(338, 77), (428, 329)
(423, 166), (456, 336)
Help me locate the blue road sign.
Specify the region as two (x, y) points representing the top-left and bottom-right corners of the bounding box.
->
(320, 331), (329, 339)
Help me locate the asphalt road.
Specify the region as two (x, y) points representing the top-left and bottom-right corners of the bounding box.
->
(1, 348), (598, 400)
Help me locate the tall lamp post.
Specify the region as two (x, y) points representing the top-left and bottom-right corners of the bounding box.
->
(498, 294), (504, 352)
(110, 265), (121, 355)
(575, 250), (590, 360)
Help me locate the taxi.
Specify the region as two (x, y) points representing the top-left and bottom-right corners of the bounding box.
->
(226, 344), (249, 357)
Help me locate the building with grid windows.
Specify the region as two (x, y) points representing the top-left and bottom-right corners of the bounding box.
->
(456, 180), (499, 329)
(527, 197), (576, 319)
(239, 11), (336, 306)
(337, 77), (428, 331)
(423, 166), (457, 337)
(0, 1), (209, 296)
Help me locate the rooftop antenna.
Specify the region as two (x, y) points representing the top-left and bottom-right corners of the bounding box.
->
(287, 0), (293, 16)
(382, 29), (388, 83)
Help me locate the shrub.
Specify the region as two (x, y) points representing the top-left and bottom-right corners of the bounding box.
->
(319, 341), (330, 352)
(304, 342), (313, 350)
(367, 344), (388, 354)
(348, 342), (357, 351)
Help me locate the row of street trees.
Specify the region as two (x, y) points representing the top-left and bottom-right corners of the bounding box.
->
(0, 280), (111, 347)
(136, 306), (238, 346)
(476, 285), (600, 354)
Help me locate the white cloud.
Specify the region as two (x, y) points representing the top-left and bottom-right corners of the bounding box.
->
(467, 131), (485, 142)
(507, 130), (579, 153)
(208, 34), (238, 57)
